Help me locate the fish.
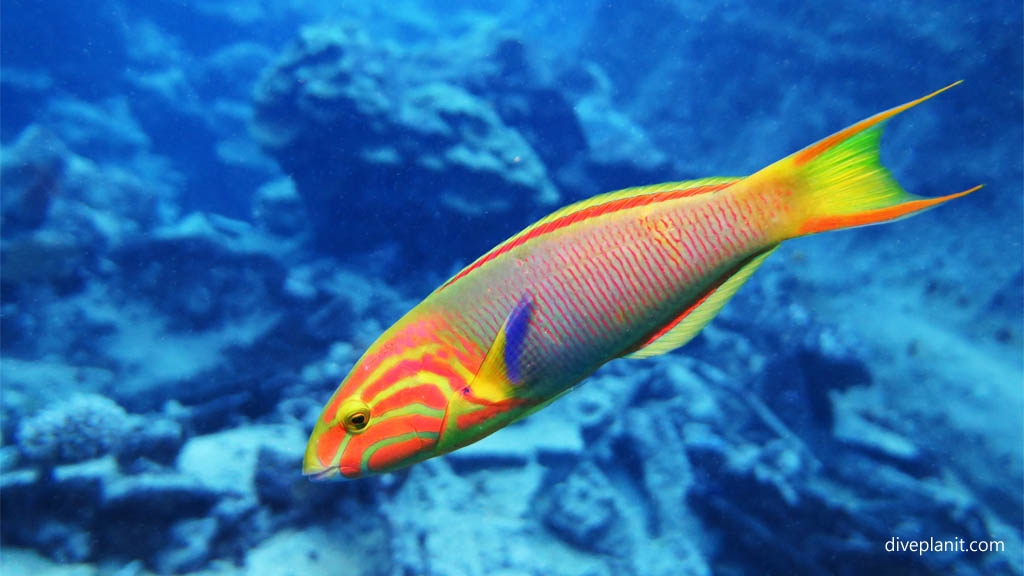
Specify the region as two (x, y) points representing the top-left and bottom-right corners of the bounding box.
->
(303, 82), (979, 480)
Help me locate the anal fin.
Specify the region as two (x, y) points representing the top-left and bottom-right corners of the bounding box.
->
(625, 246), (779, 359)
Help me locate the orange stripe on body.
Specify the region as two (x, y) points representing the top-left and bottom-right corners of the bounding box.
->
(371, 384), (449, 415)
(363, 354), (468, 403)
(367, 436), (437, 472)
(316, 426), (346, 468)
(339, 414), (443, 473)
(455, 398), (527, 431)
(333, 324), (435, 390)
(324, 315), (480, 423)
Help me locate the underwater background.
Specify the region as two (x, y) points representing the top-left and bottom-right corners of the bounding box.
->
(2, 0), (1022, 575)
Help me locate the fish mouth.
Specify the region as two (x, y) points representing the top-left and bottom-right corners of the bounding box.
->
(304, 465), (361, 481)
(303, 424), (361, 480)
(302, 444), (335, 480)
(305, 467), (338, 481)
(302, 446), (362, 480)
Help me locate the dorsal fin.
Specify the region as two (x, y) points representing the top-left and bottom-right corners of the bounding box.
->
(625, 246), (779, 359)
(437, 177), (741, 292)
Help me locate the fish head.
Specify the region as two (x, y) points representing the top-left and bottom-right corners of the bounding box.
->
(302, 376), (452, 480)
(303, 318), (474, 480)
(302, 375), (454, 480)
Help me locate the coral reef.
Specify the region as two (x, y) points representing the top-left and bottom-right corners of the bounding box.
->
(17, 395), (131, 467)
(252, 26), (560, 267)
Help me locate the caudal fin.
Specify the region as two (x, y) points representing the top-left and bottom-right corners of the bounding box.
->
(757, 81), (980, 236)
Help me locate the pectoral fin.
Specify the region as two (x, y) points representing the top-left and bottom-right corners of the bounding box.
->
(625, 246), (779, 359)
(467, 294), (534, 402)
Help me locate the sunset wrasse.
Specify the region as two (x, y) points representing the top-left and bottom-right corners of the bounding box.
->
(304, 83), (978, 480)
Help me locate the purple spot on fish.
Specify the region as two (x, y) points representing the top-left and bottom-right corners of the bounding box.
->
(504, 294), (534, 384)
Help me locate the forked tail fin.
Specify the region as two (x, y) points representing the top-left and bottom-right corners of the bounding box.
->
(754, 81), (980, 236)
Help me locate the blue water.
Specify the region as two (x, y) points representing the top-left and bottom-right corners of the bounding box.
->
(2, 1), (1022, 574)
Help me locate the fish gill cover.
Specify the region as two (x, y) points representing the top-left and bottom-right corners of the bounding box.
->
(0, 0), (1021, 575)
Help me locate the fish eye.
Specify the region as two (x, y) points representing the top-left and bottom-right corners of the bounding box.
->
(339, 400), (371, 433)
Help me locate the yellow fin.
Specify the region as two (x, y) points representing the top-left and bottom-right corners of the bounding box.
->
(745, 81), (978, 236)
(625, 246), (779, 359)
(468, 295), (534, 402)
(470, 328), (513, 403)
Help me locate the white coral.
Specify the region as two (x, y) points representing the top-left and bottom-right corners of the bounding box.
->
(17, 394), (129, 465)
